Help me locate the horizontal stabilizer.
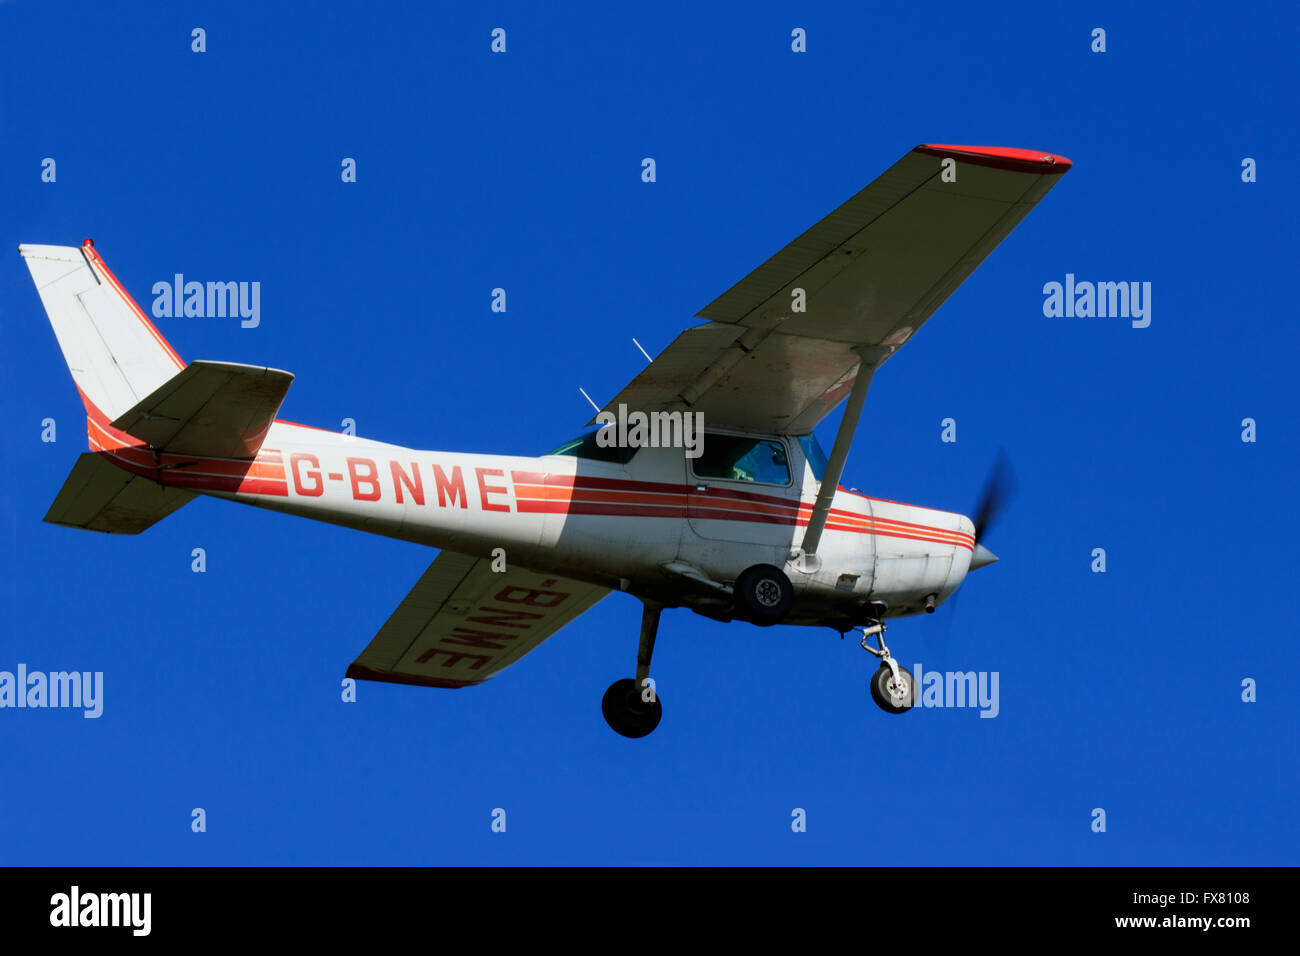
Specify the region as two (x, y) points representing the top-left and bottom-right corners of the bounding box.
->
(45, 453), (196, 534)
(111, 360), (293, 459)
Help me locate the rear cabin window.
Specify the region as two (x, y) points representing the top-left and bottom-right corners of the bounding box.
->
(693, 434), (791, 485)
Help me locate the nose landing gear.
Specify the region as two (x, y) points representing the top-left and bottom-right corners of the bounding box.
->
(861, 622), (916, 714)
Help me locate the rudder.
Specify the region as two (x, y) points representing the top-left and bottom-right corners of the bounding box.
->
(19, 240), (185, 424)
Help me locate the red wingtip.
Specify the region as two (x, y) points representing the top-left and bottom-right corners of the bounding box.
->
(915, 144), (1073, 174)
(344, 663), (483, 690)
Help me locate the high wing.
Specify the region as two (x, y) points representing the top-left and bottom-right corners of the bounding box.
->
(598, 144), (1072, 435)
(346, 550), (610, 689)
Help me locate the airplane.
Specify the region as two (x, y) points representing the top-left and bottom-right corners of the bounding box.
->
(19, 143), (1070, 737)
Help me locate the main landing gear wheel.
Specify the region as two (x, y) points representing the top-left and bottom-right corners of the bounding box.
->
(601, 678), (662, 738)
(602, 601), (664, 738)
(860, 621), (915, 714)
(734, 563), (794, 625)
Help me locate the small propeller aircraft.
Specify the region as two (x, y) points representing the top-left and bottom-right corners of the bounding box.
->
(20, 143), (1070, 736)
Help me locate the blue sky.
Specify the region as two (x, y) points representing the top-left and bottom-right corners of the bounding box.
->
(1, 1), (1296, 865)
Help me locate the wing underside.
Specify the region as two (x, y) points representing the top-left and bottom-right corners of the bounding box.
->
(597, 144), (1071, 434)
(347, 551), (609, 688)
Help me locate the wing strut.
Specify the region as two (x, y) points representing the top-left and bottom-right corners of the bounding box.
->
(799, 350), (883, 556)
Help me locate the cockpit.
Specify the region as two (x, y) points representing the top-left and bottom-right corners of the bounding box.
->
(693, 434), (791, 484)
(546, 427), (831, 484)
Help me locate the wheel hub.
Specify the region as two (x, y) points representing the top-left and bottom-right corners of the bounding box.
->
(887, 675), (909, 701)
(755, 579), (782, 607)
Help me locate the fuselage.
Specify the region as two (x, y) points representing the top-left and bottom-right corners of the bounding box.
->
(88, 408), (976, 629)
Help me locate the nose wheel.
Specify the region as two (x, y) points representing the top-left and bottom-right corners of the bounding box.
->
(861, 622), (916, 714)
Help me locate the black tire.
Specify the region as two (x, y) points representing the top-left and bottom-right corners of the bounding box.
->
(869, 662), (916, 714)
(601, 678), (662, 738)
(733, 564), (794, 625)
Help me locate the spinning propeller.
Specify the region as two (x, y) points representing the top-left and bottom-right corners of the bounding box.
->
(934, 449), (1017, 645)
(968, 448), (1017, 571)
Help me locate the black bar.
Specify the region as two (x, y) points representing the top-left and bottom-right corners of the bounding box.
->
(1, 866), (1283, 941)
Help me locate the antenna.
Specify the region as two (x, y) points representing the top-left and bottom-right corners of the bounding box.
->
(578, 387), (601, 415)
(632, 338), (652, 362)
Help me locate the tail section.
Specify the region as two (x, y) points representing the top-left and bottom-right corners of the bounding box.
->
(19, 240), (185, 423)
(22, 240), (297, 531)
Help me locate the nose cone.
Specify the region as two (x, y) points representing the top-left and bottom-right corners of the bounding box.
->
(969, 542), (999, 571)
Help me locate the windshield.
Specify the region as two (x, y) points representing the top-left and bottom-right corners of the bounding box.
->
(545, 428), (640, 464)
(798, 434), (829, 481)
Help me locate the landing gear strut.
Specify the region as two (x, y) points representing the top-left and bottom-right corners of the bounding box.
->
(602, 602), (663, 738)
(861, 621), (916, 714)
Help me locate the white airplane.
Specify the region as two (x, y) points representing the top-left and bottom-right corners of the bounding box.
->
(21, 143), (1070, 737)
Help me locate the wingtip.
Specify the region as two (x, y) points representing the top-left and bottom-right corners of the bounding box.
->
(344, 663), (483, 689)
(915, 144), (1073, 174)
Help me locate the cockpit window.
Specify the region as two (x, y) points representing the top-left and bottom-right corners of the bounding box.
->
(798, 433), (830, 482)
(545, 428), (640, 464)
(692, 434), (791, 485)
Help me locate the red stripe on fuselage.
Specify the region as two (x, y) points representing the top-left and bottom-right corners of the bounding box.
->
(81, 385), (288, 498)
(509, 470), (972, 550)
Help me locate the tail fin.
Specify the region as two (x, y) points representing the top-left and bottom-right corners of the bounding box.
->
(19, 240), (185, 423)
(22, 241), (296, 532)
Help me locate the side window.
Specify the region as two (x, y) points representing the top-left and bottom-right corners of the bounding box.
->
(693, 434), (791, 485)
